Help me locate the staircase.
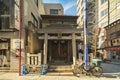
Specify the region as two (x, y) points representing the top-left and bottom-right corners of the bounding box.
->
(47, 61), (73, 76)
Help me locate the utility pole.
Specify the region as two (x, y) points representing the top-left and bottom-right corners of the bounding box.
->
(84, 0), (89, 68)
(94, 34), (97, 58)
(108, 0), (110, 25)
(19, 0), (23, 76)
(94, 28), (101, 58)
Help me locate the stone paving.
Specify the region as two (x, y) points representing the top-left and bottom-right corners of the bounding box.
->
(0, 73), (120, 80)
(0, 62), (120, 80)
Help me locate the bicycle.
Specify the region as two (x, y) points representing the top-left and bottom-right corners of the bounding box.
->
(73, 61), (103, 77)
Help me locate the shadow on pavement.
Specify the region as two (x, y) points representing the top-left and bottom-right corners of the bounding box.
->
(102, 74), (117, 78)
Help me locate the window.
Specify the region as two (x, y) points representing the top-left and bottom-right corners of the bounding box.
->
(81, 16), (84, 21)
(77, 7), (80, 14)
(49, 20), (62, 24)
(117, 2), (120, 9)
(81, 0), (85, 5)
(81, 0), (84, 5)
(101, 0), (107, 4)
(50, 9), (58, 15)
(34, 0), (38, 7)
(0, 0), (12, 30)
(31, 13), (38, 28)
(101, 36), (105, 41)
(0, 15), (10, 29)
(81, 7), (84, 13)
(101, 21), (108, 27)
(101, 8), (108, 17)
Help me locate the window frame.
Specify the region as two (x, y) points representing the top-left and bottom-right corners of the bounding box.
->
(101, 8), (108, 17)
(50, 9), (59, 15)
(101, 0), (107, 4)
(34, 0), (38, 7)
(31, 13), (38, 28)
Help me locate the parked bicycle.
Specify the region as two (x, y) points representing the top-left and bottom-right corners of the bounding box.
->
(73, 60), (103, 77)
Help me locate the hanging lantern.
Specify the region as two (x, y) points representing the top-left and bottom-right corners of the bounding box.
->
(111, 48), (113, 50)
(118, 47), (120, 50)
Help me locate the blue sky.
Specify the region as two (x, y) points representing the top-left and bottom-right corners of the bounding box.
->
(43, 0), (77, 15)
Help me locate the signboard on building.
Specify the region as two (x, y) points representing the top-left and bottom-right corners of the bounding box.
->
(14, 0), (20, 30)
(0, 43), (8, 49)
(11, 39), (24, 50)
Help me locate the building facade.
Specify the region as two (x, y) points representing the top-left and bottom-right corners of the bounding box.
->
(104, 19), (120, 60)
(98, 0), (120, 49)
(77, 0), (98, 57)
(37, 3), (83, 66)
(0, 0), (82, 72)
(0, 0), (44, 71)
(77, 0), (120, 60)
(38, 15), (81, 65)
(43, 3), (64, 15)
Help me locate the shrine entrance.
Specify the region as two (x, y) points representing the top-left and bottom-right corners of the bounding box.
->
(48, 40), (72, 64)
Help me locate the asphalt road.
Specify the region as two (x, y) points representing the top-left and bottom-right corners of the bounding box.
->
(101, 62), (120, 78)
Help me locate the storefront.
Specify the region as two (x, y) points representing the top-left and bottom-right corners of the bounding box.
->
(0, 39), (10, 70)
(104, 19), (120, 60)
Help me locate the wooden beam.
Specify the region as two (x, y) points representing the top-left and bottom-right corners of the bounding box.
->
(37, 28), (82, 34)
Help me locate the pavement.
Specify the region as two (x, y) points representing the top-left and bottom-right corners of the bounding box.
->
(0, 72), (120, 80)
(0, 62), (120, 80)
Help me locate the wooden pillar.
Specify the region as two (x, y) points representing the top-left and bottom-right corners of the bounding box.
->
(27, 53), (30, 65)
(72, 33), (77, 65)
(38, 53), (41, 65)
(43, 33), (48, 64)
(58, 40), (60, 56)
(49, 41), (52, 63)
(68, 41), (70, 62)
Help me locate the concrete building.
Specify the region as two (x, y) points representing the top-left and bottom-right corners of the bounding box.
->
(98, 0), (120, 61)
(0, 0), (44, 71)
(104, 19), (120, 61)
(77, 0), (120, 59)
(77, 0), (98, 57)
(98, 0), (120, 50)
(43, 3), (64, 15)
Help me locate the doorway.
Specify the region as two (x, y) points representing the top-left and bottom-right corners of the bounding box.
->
(48, 40), (72, 64)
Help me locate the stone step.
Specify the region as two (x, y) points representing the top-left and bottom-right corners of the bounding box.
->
(51, 63), (69, 65)
(54, 60), (65, 62)
(0, 69), (18, 72)
(46, 72), (73, 76)
(49, 65), (72, 68)
(48, 68), (72, 72)
(48, 65), (72, 72)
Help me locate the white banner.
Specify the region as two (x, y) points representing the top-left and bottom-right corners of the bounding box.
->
(11, 39), (24, 50)
(14, 0), (20, 30)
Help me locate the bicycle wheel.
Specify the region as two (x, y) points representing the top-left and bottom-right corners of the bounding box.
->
(73, 65), (81, 76)
(92, 66), (103, 77)
(79, 63), (85, 74)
